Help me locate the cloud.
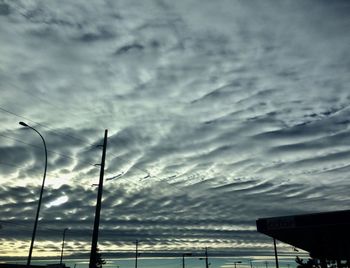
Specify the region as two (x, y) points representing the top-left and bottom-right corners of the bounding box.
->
(1, 0), (350, 259)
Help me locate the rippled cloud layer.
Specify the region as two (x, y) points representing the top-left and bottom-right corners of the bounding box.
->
(0, 0), (350, 258)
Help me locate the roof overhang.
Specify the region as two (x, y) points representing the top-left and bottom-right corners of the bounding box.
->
(256, 210), (350, 260)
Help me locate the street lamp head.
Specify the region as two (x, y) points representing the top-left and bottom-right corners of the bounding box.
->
(19, 121), (29, 127)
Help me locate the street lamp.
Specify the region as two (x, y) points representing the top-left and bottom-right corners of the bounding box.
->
(60, 228), (69, 265)
(182, 253), (192, 268)
(19, 121), (48, 266)
(234, 261), (242, 268)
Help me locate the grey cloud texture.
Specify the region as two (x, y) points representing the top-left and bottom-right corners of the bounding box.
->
(1, 0), (350, 258)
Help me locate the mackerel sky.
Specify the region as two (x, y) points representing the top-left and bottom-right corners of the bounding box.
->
(1, 0), (350, 259)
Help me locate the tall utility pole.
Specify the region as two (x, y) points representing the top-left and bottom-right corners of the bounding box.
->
(89, 130), (108, 268)
(135, 240), (139, 268)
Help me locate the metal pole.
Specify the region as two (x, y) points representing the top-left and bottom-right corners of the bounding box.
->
(60, 228), (68, 264)
(135, 240), (138, 268)
(273, 238), (279, 268)
(183, 253), (192, 268)
(89, 130), (108, 268)
(205, 247), (209, 268)
(20, 122), (48, 266)
(234, 262), (241, 268)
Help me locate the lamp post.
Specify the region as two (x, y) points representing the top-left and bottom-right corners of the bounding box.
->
(234, 261), (242, 268)
(60, 228), (69, 265)
(19, 121), (48, 266)
(182, 253), (192, 268)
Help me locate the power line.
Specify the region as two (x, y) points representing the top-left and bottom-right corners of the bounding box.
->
(1, 131), (193, 194)
(0, 161), (97, 181)
(0, 106), (181, 193)
(0, 105), (153, 177)
(0, 133), (97, 168)
(0, 106), (96, 148)
(107, 150), (150, 176)
(0, 135), (140, 186)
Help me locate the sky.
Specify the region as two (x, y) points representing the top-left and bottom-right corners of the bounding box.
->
(1, 0), (350, 262)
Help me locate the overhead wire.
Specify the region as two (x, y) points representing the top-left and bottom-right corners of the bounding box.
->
(0, 87), (195, 186)
(0, 132), (189, 195)
(0, 105), (153, 176)
(2, 83), (118, 128)
(0, 108), (193, 249)
(104, 146), (189, 192)
(0, 135), (132, 187)
(0, 106), (96, 148)
(106, 149), (150, 176)
(0, 161), (98, 182)
(0, 133), (97, 168)
(0, 105), (194, 193)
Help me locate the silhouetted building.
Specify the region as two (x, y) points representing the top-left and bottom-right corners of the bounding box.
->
(256, 210), (350, 262)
